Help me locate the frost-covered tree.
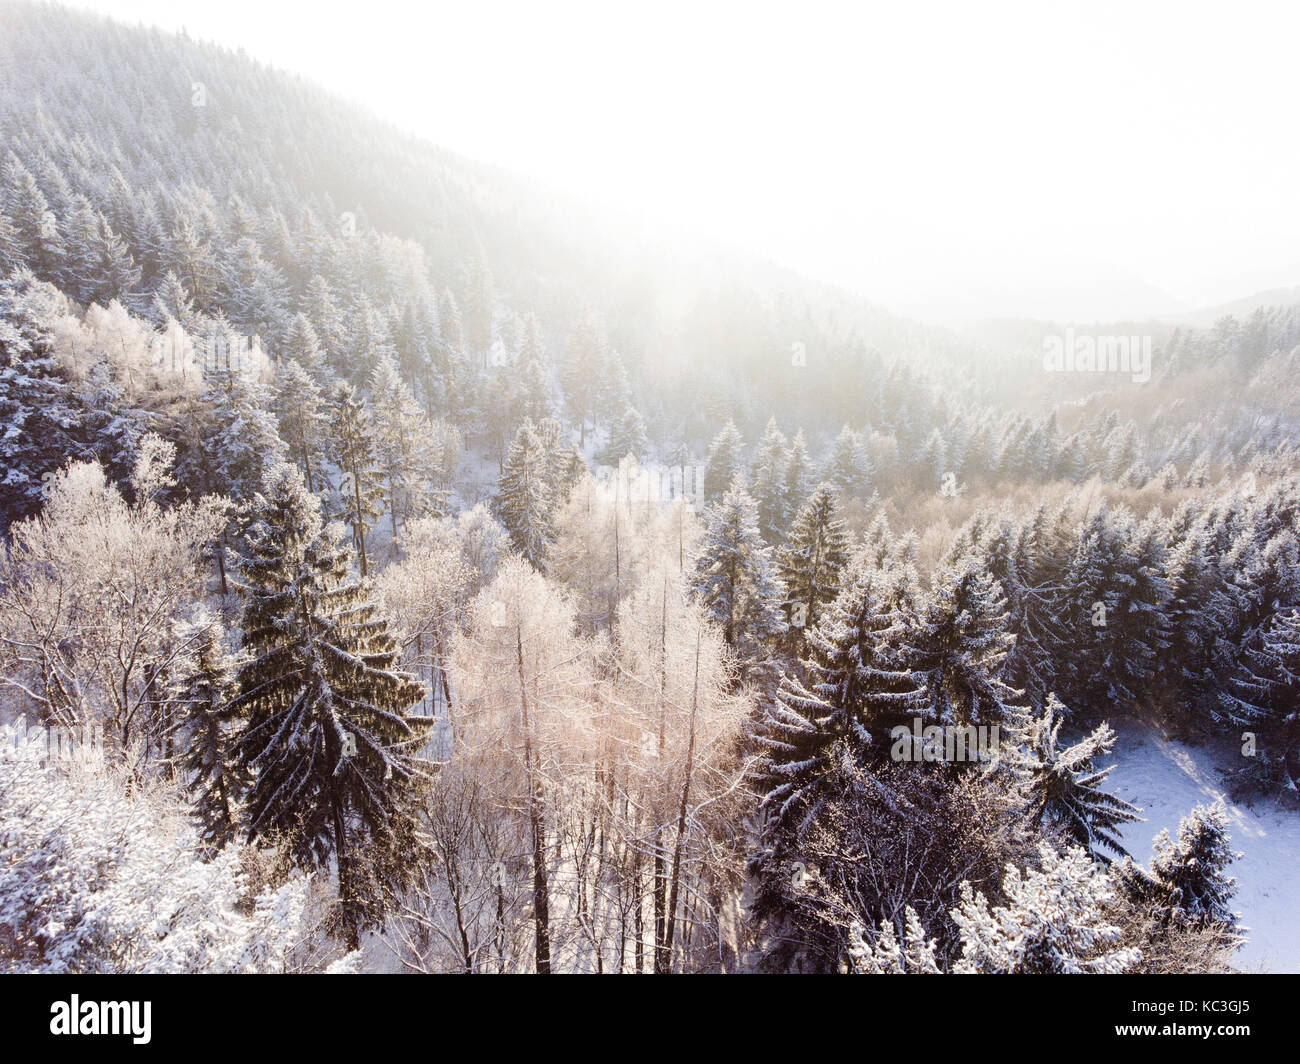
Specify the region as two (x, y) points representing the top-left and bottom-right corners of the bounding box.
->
(0, 722), (308, 973)
(272, 358), (328, 494)
(328, 379), (384, 576)
(777, 481), (850, 640)
(1114, 801), (1241, 930)
(228, 464), (433, 950)
(172, 609), (247, 851)
(1018, 696), (1141, 860)
(497, 419), (557, 570)
(702, 419), (744, 504)
(950, 843), (1140, 973)
(751, 417), (790, 543)
(689, 475), (786, 664)
(826, 425), (871, 499)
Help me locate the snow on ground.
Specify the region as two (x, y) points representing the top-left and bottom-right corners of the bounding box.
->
(1105, 722), (1300, 973)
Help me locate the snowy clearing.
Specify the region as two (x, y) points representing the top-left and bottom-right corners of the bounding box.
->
(1106, 722), (1300, 973)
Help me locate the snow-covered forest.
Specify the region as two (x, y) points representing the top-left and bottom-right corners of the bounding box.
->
(1, 2), (1298, 975)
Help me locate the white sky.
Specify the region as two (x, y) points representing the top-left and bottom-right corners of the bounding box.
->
(67, 0), (1300, 322)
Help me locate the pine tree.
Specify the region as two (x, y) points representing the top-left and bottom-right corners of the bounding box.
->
(1114, 802), (1240, 930)
(562, 311), (606, 446)
(905, 558), (1023, 729)
(755, 557), (926, 840)
(273, 358), (328, 494)
(784, 428), (813, 518)
(702, 419), (744, 504)
(689, 475), (787, 663)
(228, 464), (433, 949)
(599, 403), (650, 465)
(752, 416), (790, 543)
(174, 610), (247, 852)
(1219, 606), (1300, 791)
(778, 482), (850, 639)
(370, 354), (436, 538)
(497, 420), (556, 569)
(827, 425), (871, 498)
(1018, 696), (1141, 860)
(2, 155), (65, 278)
(329, 380), (384, 576)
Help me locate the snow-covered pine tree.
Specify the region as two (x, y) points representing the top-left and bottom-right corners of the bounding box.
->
(1113, 801), (1240, 930)
(1218, 606), (1300, 791)
(702, 419), (744, 504)
(599, 403), (650, 465)
(827, 424), (871, 499)
(273, 358), (328, 494)
(497, 419), (557, 569)
(228, 464), (433, 950)
(562, 311), (606, 446)
(754, 554), (927, 841)
(173, 609), (247, 852)
(904, 557), (1023, 730)
(783, 428), (813, 519)
(328, 379), (384, 576)
(950, 843), (1140, 973)
(370, 353), (437, 538)
(751, 416), (790, 543)
(1018, 695), (1141, 860)
(777, 481), (850, 641)
(688, 474), (786, 667)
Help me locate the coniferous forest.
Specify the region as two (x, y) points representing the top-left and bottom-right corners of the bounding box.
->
(1, 2), (1298, 993)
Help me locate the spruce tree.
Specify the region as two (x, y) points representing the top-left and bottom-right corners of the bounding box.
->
(784, 429), (813, 518)
(174, 611), (247, 852)
(229, 464), (433, 949)
(497, 420), (557, 569)
(702, 419), (744, 504)
(329, 380), (384, 576)
(689, 475), (787, 664)
(1018, 696), (1141, 860)
(1114, 802), (1240, 930)
(599, 403), (650, 465)
(273, 358), (328, 494)
(778, 481), (850, 640)
(752, 416), (790, 543)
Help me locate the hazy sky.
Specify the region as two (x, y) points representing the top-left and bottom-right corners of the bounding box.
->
(68, 0), (1300, 323)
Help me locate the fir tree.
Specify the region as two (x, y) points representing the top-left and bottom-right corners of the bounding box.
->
(599, 403), (650, 465)
(778, 481), (850, 640)
(174, 610), (247, 852)
(497, 420), (556, 569)
(751, 416), (790, 543)
(1018, 696), (1141, 860)
(273, 358), (328, 494)
(229, 464), (433, 949)
(702, 419), (744, 504)
(329, 380), (384, 576)
(689, 475), (787, 664)
(1114, 801), (1241, 930)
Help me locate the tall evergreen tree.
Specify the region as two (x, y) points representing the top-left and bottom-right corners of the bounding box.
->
(497, 419), (557, 569)
(1018, 696), (1141, 861)
(752, 416), (790, 543)
(174, 610), (247, 852)
(329, 380), (383, 576)
(229, 464), (433, 949)
(702, 419), (744, 504)
(778, 481), (850, 640)
(689, 475), (787, 665)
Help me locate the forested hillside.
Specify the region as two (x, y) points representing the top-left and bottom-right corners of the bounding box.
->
(1, 2), (1298, 974)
